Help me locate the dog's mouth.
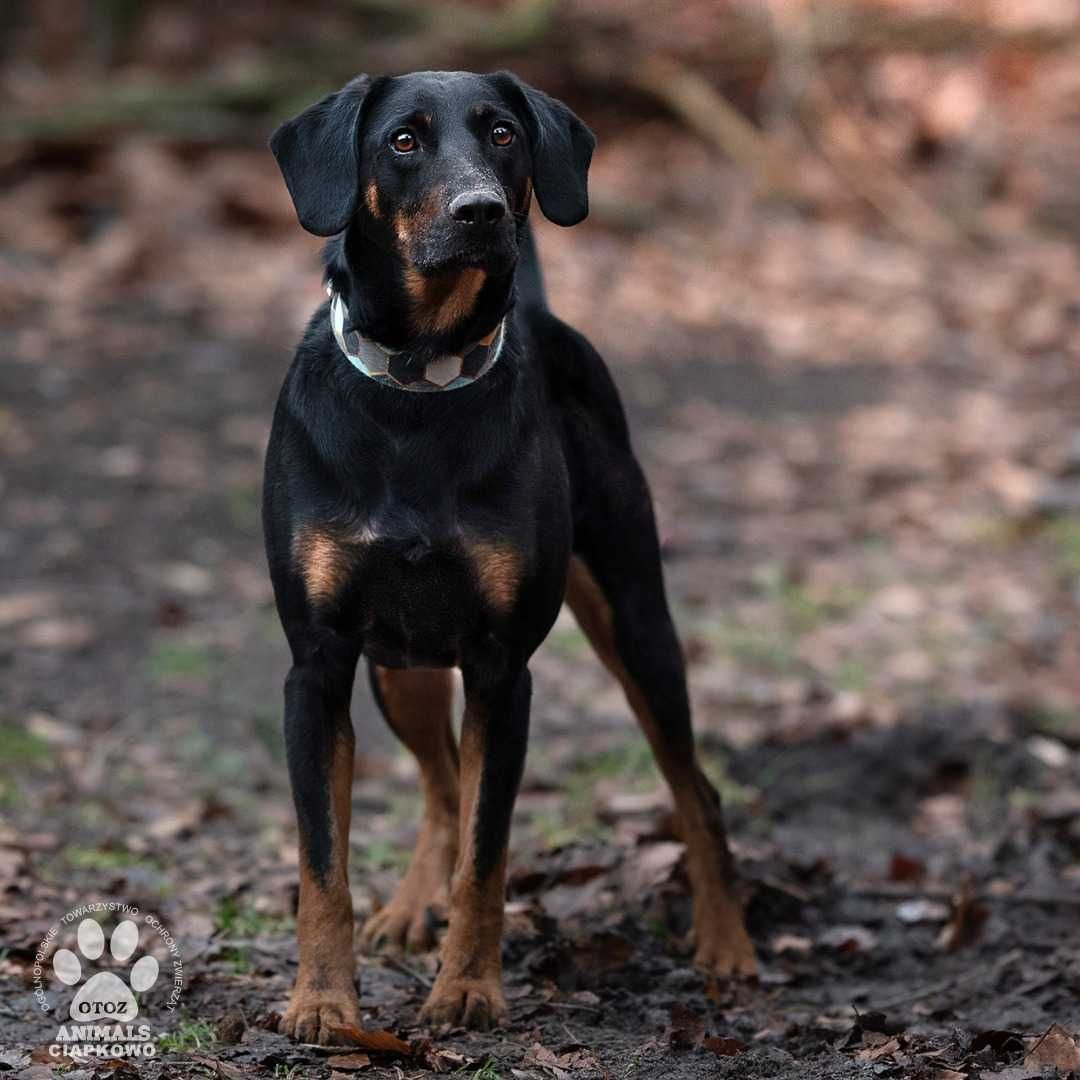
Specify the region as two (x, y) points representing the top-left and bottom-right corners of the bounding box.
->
(409, 226), (518, 277)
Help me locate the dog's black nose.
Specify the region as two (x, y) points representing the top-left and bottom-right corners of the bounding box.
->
(449, 191), (506, 226)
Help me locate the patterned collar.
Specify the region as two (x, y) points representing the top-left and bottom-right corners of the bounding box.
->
(327, 287), (506, 392)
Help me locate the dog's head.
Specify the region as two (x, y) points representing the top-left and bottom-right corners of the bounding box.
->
(270, 70), (594, 276)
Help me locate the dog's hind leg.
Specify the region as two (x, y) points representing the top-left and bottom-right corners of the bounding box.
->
(360, 664), (459, 953)
(566, 461), (757, 979)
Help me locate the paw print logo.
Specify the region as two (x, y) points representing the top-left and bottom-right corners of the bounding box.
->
(52, 919), (159, 1022)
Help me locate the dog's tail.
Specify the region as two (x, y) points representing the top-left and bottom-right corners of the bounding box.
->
(516, 223), (548, 312)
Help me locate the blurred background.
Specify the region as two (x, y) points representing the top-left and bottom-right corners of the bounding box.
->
(2, 1), (1079, 1075)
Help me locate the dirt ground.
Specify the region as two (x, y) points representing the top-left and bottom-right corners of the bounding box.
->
(4, 10), (1080, 1077)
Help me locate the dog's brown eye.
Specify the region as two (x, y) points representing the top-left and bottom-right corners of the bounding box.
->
(492, 124), (514, 147)
(391, 130), (417, 154)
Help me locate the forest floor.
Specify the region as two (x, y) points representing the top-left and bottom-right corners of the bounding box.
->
(2, 111), (1080, 1079)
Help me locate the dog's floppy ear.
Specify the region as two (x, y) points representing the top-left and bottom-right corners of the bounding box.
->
(269, 75), (382, 237)
(491, 72), (595, 227)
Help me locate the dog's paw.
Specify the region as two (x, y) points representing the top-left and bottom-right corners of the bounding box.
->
(278, 989), (362, 1045)
(359, 873), (448, 954)
(691, 916), (757, 979)
(419, 973), (507, 1031)
(360, 820), (455, 954)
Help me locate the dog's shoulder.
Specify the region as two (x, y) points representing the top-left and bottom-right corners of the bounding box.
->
(521, 305), (631, 453)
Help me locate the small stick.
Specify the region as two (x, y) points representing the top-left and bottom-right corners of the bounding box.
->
(380, 955), (434, 988)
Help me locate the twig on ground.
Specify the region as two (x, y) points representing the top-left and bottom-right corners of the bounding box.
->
(379, 955), (434, 988)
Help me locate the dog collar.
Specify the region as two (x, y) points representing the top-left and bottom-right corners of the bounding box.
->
(328, 287), (506, 392)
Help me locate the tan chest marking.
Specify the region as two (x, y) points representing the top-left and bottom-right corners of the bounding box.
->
(465, 539), (523, 614)
(293, 526), (365, 606)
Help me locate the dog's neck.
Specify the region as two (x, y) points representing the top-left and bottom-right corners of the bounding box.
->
(324, 229), (516, 363)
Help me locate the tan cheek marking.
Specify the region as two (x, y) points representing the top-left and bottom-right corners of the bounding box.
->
(402, 267), (488, 336)
(430, 269), (487, 334)
(395, 191), (487, 335)
(365, 180), (380, 218)
(293, 527), (354, 606)
(402, 265), (426, 309)
(465, 540), (523, 614)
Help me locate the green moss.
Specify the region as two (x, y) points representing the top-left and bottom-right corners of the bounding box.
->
(63, 846), (161, 872)
(158, 1017), (216, 1053)
(147, 641), (218, 681)
(1046, 515), (1080, 580)
(0, 723), (50, 765)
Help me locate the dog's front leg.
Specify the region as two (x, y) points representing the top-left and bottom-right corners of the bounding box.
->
(420, 663), (531, 1031)
(279, 647), (362, 1045)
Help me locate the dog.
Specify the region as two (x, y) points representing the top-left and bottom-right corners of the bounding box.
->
(264, 69), (756, 1043)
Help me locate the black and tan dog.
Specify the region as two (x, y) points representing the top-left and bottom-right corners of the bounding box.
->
(264, 70), (756, 1043)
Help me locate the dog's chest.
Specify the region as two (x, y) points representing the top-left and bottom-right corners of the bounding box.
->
(293, 496), (525, 665)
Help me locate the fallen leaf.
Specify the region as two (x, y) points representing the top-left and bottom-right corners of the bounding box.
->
(818, 925), (878, 953)
(771, 933), (812, 955)
(856, 1036), (902, 1062)
(703, 1036), (747, 1057)
(328, 1026), (411, 1055)
(888, 853), (926, 883)
(422, 1046), (469, 1073)
(328, 1053), (372, 1071)
(1024, 1023), (1080, 1072)
(1026, 735), (1070, 769)
(896, 898), (950, 924)
(147, 799), (208, 840)
(621, 841), (685, 894)
(668, 1003), (705, 1050)
(936, 886), (988, 951)
(21, 617), (96, 650)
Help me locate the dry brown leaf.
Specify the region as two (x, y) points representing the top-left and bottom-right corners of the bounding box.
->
(818, 924), (878, 953)
(856, 1036), (902, 1062)
(1024, 1023), (1080, 1072)
(703, 1036), (748, 1057)
(936, 886), (988, 951)
(771, 933), (812, 955)
(888, 853), (927, 882)
(327, 1052), (372, 1071)
(621, 841), (685, 894)
(668, 1002), (705, 1050)
(423, 1046), (469, 1073)
(189, 1057), (248, 1079)
(328, 1026), (411, 1056)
